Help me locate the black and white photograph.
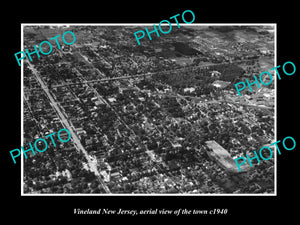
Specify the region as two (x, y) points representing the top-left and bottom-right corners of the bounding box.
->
(22, 24), (275, 195)
(3, 4), (298, 221)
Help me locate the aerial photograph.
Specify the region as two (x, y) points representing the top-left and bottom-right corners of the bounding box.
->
(22, 24), (275, 194)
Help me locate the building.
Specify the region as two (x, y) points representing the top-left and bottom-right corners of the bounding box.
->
(212, 80), (231, 89)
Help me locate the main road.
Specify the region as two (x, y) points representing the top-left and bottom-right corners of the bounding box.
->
(26, 61), (111, 193)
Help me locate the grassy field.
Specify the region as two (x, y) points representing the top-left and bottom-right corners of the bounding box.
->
(24, 26), (85, 47)
(259, 56), (274, 72)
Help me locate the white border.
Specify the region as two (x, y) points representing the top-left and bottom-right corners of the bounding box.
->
(21, 23), (277, 196)
(21, 24), (24, 195)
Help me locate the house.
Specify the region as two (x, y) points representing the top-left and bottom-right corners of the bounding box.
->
(212, 80), (231, 89)
(210, 70), (221, 78)
(183, 87), (195, 93)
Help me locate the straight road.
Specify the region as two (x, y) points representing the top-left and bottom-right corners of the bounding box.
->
(27, 61), (111, 193)
(50, 59), (254, 88)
